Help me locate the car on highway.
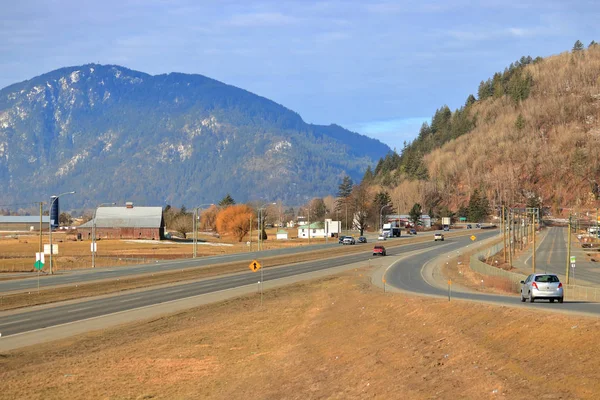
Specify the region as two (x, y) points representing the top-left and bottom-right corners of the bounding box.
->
(372, 245), (386, 256)
(434, 233), (444, 241)
(378, 233), (386, 240)
(520, 273), (563, 303)
(338, 236), (347, 244)
(408, 229), (417, 235)
(342, 236), (356, 245)
(358, 236), (367, 243)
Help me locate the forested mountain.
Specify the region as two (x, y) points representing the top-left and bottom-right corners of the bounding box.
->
(369, 42), (600, 216)
(0, 64), (389, 209)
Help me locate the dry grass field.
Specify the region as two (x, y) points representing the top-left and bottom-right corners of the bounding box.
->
(0, 228), (322, 273)
(2, 269), (600, 399)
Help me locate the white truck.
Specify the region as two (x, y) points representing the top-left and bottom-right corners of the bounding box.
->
(442, 217), (451, 231)
(382, 222), (401, 237)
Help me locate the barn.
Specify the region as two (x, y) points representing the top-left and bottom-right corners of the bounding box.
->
(0, 216), (50, 232)
(77, 203), (165, 240)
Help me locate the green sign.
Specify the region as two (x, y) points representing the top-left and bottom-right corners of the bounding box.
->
(459, 217), (467, 221)
(34, 260), (44, 271)
(570, 256), (576, 263)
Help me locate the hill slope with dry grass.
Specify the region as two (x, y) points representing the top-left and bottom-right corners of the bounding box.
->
(372, 46), (600, 214)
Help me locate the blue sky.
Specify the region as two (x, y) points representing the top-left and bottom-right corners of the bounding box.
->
(2, 0), (598, 151)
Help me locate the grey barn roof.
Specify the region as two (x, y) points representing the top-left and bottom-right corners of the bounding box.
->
(79, 207), (163, 229)
(0, 216), (50, 224)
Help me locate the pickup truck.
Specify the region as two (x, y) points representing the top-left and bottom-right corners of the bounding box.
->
(434, 233), (444, 241)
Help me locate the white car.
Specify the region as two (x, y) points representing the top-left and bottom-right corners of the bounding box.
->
(342, 236), (356, 245)
(378, 234), (386, 241)
(434, 233), (444, 241)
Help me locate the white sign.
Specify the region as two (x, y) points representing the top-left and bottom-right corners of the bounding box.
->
(43, 244), (58, 255)
(571, 263), (576, 269)
(35, 252), (45, 263)
(91, 242), (97, 252)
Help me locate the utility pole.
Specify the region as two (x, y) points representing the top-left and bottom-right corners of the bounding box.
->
(532, 212), (536, 273)
(566, 215), (571, 284)
(39, 202), (43, 256)
(508, 208), (513, 268)
(249, 215), (253, 252)
(502, 206), (507, 263)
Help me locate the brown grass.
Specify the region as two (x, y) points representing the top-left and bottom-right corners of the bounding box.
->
(2, 271), (600, 399)
(0, 228), (324, 273)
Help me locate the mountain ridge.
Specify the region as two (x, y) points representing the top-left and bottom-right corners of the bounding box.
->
(0, 64), (390, 210)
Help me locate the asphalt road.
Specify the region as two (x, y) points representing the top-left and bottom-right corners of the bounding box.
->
(0, 229), (453, 293)
(0, 235), (456, 337)
(522, 227), (600, 285)
(386, 228), (600, 315)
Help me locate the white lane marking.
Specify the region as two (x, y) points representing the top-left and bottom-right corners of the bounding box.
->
(166, 289), (184, 294)
(67, 307), (93, 313)
(0, 318), (30, 327)
(119, 297), (142, 303)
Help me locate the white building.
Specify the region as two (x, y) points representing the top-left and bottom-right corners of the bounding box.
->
(298, 222), (326, 239)
(276, 229), (289, 240)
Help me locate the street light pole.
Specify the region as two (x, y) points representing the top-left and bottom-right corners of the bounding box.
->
(308, 204), (311, 245)
(92, 202), (116, 268)
(48, 191), (76, 275)
(193, 204), (214, 258)
(380, 205), (390, 234)
(258, 203), (276, 251)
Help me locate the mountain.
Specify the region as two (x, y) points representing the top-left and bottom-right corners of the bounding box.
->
(0, 64), (389, 210)
(369, 45), (600, 215)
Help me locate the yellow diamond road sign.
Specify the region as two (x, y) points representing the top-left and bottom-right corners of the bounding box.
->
(470, 235), (476, 241)
(249, 260), (261, 272)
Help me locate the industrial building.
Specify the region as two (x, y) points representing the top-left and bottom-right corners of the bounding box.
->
(77, 203), (165, 240)
(0, 216), (50, 231)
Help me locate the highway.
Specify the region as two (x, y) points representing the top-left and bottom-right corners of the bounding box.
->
(5, 227), (597, 343)
(0, 229), (453, 293)
(522, 226), (600, 285)
(385, 227), (600, 315)
(0, 234), (460, 337)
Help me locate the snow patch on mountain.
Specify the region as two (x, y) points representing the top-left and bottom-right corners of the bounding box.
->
(56, 150), (89, 177)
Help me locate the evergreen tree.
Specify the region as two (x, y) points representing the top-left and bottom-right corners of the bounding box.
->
(218, 193), (236, 207)
(467, 189), (490, 222)
(362, 165), (374, 182)
(408, 203), (422, 226)
(465, 94), (476, 107)
(590, 40), (598, 48)
(573, 40), (584, 51)
(374, 191), (391, 207)
(336, 175), (353, 230)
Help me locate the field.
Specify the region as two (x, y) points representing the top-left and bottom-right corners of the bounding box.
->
(0, 228), (324, 273)
(2, 266), (600, 400)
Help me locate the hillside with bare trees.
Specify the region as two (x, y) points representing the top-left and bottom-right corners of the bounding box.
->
(370, 43), (600, 216)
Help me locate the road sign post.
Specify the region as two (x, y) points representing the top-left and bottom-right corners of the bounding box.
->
(249, 260), (263, 305)
(35, 252), (45, 293)
(448, 279), (452, 301)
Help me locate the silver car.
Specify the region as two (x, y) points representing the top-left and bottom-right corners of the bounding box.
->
(520, 273), (564, 303)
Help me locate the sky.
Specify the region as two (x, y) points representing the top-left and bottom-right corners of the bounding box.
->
(2, 0), (599, 151)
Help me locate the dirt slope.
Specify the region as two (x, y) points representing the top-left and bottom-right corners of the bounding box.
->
(2, 268), (599, 399)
